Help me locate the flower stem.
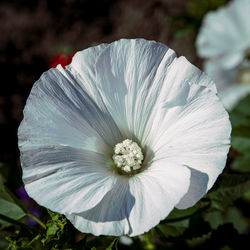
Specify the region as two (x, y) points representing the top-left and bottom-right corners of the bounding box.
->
(27, 213), (46, 229)
(0, 214), (39, 234)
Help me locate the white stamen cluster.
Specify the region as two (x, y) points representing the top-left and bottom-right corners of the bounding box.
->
(112, 139), (143, 173)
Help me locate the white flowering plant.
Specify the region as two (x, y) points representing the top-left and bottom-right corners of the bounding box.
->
(1, 38), (250, 250)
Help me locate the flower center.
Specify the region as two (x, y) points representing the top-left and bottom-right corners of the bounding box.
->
(112, 139), (143, 173)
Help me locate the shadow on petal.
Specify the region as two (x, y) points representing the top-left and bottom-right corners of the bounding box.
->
(176, 167), (208, 209)
(75, 178), (135, 222)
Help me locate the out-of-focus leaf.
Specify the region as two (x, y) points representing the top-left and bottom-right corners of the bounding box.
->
(230, 94), (250, 175)
(230, 95), (250, 150)
(230, 112), (250, 127)
(231, 136), (250, 154)
(204, 207), (247, 234)
(0, 181), (27, 227)
(187, 0), (229, 20)
(6, 234), (42, 250)
(0, 199), (26, 224)
(158, 200), (210, 239)
(231, 94), (250, 117)
(186, 233), (212, 248)
(232, 126), (250, 139)
(191, 224), (248, 249)
(207, 174), (250, 208)
(174, 27), (193, 39)
(142, 233), (155, 250)
(243, 189), (250, 201)
(231, 154), (250, 172)
(157, 219), (189, 238)
(106, 238), (118, 250)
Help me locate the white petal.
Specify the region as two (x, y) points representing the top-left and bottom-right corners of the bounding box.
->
(127, 162), (190, 236)
(218, 84), (250, 111)
(95, 38), (176, 141)
(176, 168), (208, 209)
(66, 177), (132, 236)
(21, 145), (117, 213)
(145, 57), (217, 148)
(156, 87), (230, 190)
(66, 43), (110, 108)
(148, 58), (231, 208)
(66, 215), (129, 237)
(18, 67), (122, 153)
(18, 65), (122, 214)
(66, 162), (190, 236)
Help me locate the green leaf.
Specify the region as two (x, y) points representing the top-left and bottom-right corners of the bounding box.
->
(6, 234), (42, 250)
(204, 207), (247, 234)
(0, 199), (26, 223)
(143, 233), (155, 250)
(174, 27), (193, 39)
(207, 174), (250, 208)
(231, 94), (250, 117)
(230, 112), (250, 127)
(231, 154), (250, 172)
(41, 210), (67, 246)
(231, 136), (250, 154)
(106, 238), (118, 250)
(0, 181), (27, 227)
(157, 219), (189, 238)
(230, 95), (250, 146)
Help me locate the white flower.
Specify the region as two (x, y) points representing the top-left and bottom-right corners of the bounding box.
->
(197, 0), (250, 72)
(18, 39), (231, 236)
(196, 0), (250, 110)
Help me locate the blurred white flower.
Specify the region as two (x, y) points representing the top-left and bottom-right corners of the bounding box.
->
(119, 236), (133, 245)
(196, 0), (250, 110)
(18, 39), (231, 236)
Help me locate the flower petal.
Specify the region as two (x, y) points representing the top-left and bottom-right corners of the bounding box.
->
(66, 177), (133, 236)
(145, 57), (217, 148)
(18, 66), (122, 213)
(95, 38), (176, 141)
(176, 168), (208, 209)
(127, 162), (190, 236)
(21, 145), (117, 213)
(149, 57), (231, 208)
(66, 162), (191, 236)
(18, 67), (122, 152)
(66, 43), (110, 107)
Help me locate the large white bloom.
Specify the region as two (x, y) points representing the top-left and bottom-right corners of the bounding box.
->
(196, 0), (250, 110)
(18, 39), (231, 236)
